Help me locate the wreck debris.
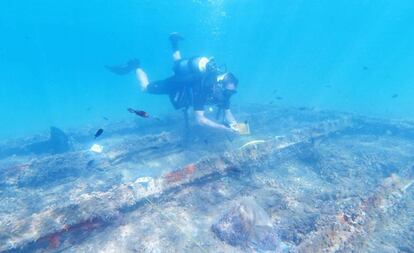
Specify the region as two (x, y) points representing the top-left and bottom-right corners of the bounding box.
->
(1, 106), (414, 252)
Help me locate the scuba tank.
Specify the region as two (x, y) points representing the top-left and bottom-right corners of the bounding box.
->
(169, 56), (212, 110)
(173, 56), (211, 75)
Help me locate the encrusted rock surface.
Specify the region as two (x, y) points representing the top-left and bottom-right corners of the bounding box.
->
(1, 106), (413, 253)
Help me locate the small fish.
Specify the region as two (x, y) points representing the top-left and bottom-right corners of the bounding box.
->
(94, 128), (104, 139)
(391, 94), (398, 98)
(324, 84), (332, 88)
(204, 139), (209, 145)
(298, 107), (307, 111)
(272, 89), (278, 94)
(103, 117), (109, 121)
(86, 107), (92, 111)
(275, 96), (283, 100)
(128, 108), (149, 118)
(363, 66), (369, 71)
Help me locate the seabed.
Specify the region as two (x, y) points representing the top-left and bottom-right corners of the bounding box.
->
(1, 105), (413, 253)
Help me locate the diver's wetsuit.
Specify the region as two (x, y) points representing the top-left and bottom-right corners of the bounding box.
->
(146, 58), (231, 111)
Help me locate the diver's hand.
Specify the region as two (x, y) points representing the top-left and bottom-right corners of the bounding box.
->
(229, 123), (240, 132)
(226, 123), (240, 134)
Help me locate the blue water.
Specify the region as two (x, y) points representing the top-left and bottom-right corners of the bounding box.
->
(2, 2), (414, 251)
(1, 0), (414, 139)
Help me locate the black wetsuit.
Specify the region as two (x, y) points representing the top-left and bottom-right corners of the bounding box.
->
(146, 58), (231, 111)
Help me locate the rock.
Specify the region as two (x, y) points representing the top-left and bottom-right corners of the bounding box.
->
(211, 197), (282, 251)
(25, 127), (71, 155)
(49, 127), (71, 154)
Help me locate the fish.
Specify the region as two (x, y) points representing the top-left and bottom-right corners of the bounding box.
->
(362, 66), (369, 71)
(391, 94), (398, 98)
(94, 128), (104, 139)
(128, 108), (150, 118)
(239, 140), (266, 149)
(275, 96), (283, 100)
(103, 117), (109, 121)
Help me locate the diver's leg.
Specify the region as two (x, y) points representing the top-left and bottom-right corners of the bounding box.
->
(169, 32), (184, 61)
(172, 50), (181, 61)
(145, 76), (177, 95)
(135, 68), (149, 91)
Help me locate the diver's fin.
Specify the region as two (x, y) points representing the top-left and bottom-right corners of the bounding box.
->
(105, 58), (140, 75)
(169, 32), (184, 51)
(105, 65), (133, 75)
(127, 58), (140, 68)
(169, 32), (184, 43)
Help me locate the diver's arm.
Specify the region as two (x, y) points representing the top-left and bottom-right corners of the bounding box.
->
(224, 109), (237, 125)
(194, 110), (234, 133)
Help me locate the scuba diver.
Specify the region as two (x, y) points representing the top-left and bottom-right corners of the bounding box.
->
(106, 33), (240, 134)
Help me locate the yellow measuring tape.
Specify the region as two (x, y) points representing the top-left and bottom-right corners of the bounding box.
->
(239, 140), (267, 149)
